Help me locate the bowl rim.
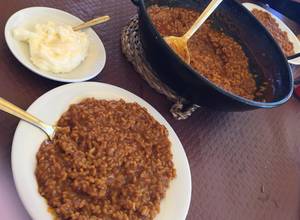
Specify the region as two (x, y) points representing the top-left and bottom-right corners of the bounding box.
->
(138, 0), (294, 108)
(4, 6), (107, 83)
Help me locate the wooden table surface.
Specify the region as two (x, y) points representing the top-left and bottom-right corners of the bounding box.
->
(0, 1), (299, 220)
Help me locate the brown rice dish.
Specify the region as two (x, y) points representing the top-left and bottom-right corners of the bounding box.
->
(251, 9), (294, 56)
(147, 6), (257, 100)
(35, 98), (176, 220)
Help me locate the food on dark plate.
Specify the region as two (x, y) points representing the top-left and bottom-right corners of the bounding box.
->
(147, 5), (258, 100)
(251, 9), (294, 56)
(35, 98), (176, 220)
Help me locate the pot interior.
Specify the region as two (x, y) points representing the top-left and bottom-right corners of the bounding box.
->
(142, 0), (293, 103)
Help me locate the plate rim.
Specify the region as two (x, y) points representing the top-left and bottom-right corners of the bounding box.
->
(11, 82), (192, 220)
(4, 6), (106, 82)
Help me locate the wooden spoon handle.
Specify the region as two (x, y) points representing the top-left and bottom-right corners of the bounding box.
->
(73, 15), (110, 31)
(183, 0), (223, 40)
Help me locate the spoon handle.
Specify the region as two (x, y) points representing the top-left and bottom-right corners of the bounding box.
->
(73, 15), (110, 31)
(183, 0), (223, 40)
(0, 97), (54, 139)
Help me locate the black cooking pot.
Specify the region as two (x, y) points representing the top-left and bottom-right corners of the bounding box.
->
(131, 0), (296, 111)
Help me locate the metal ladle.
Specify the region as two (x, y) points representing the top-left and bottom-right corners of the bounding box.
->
(164, 0), (223, 64)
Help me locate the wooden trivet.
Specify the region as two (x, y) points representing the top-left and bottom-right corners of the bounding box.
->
(121, 16), (200, 120)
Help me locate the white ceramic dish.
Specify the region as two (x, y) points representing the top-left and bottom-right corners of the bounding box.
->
(5, 7), (106, 82)
(243, 2), (300, 65)
(11, 82), (192, 220)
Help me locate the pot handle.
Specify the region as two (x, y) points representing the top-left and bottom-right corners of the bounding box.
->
(287, 53), (300, 85)
(131, 0), (140, 6)
(287, 52), (300, 60)
(287, 52), (300, 65)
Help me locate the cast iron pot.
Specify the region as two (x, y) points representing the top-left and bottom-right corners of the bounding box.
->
(131, 0), (296, 111)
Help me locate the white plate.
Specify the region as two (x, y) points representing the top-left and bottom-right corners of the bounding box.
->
(243, 2), (300, 65)
(5, 7), (106, 82)
(11, 82), (191, 220)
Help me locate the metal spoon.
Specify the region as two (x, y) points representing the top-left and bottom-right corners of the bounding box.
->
(164, 0), (223, 64)
(72, 15), (110, 31)
(0, 97), (57, 140)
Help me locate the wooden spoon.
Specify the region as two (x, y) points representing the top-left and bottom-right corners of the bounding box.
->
(164, 0), (223, 64)
(73, 15), (110, 31)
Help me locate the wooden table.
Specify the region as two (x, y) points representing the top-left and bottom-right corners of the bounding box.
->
(0, 1), (299, 219)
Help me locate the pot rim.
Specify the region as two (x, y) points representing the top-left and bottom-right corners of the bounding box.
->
(135, 0), (294, 108)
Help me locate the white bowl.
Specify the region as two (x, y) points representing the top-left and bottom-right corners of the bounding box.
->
(5, 7), (106, 82)
(243, 2), (300, 65)
(11, 82), (192, 220)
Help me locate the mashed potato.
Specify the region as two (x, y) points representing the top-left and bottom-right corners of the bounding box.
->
(13, 22), (89, 73)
